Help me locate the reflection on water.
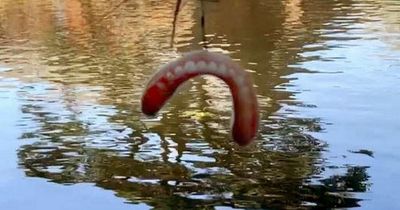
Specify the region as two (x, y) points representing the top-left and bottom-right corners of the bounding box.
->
(0, 0), (399, 209)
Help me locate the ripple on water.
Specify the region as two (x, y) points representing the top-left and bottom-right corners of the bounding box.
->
(1, 0), (399, 209)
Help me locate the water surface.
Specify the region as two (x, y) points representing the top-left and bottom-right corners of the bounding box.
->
(0, 0), (399, 209)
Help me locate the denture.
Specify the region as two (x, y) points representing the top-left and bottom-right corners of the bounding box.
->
(141, 50), (259, 146)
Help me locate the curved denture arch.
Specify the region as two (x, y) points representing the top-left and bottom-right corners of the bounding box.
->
(141, 50), (259, 146)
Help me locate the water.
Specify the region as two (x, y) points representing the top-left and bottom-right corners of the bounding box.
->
(0, 0), (399, 209)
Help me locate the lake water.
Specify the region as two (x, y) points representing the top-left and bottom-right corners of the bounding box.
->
(0, 0), (399, 209)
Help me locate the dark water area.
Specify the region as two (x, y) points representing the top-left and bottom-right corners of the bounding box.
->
(0, 0), (399, 209)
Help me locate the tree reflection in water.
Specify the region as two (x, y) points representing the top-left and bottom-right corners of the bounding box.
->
(17, 97), (369, 208)
(0, 0), (374, 208)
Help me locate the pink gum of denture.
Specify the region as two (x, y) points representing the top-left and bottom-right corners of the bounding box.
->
(141, 50), (259, 146)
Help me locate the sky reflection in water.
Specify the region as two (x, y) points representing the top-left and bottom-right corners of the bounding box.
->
(0, 0), (399, 209)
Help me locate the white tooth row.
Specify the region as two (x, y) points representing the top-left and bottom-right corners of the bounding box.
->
(163, 60), (247, 90)
(171, 60), (233, 77)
